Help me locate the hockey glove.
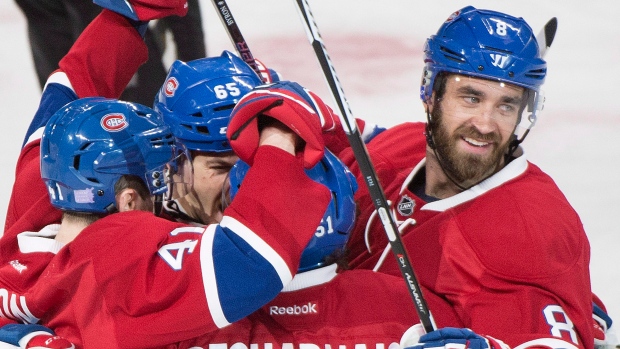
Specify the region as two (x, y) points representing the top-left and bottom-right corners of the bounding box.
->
(93, 0), (188, 21)
(254, 59), (281, 84)
(0, 324), (74, 349)
(593, 298), (618, 349)
(401, 326), (511, 349)
(227, 80), (336, 168)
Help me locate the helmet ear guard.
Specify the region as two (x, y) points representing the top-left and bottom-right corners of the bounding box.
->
(228, 149), (358, 272)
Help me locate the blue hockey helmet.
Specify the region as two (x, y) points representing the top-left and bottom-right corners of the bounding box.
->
(41, 97), (176, 214)
(421, 6), (547, 131)
(229, 149), (358, 272)
(154, 50), (264, 153)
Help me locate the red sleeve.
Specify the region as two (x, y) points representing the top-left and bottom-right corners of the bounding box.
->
(25, 147), (332, 348)
(58, 9), (148, 98)
(3, 141), (61, 235)
(225, 145), (332, 267)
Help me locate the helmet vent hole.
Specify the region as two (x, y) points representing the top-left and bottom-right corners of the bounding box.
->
(525, 68), (546, 80)
(73, 155), (81, 170)
(196, 126), (210, 135)
(486, 46), (512, 54)
(331, 191), (340, 217)
(214, 104), (235, 112)
(86, 177), (100, 184)
(149, 133), (175, 147)
(191, 112), (202, 118)
(439, 46), (466, 63)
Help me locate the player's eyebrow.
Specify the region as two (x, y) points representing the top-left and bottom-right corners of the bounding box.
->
(501, 95), (524, 105)
(456, 85), (524, 104)
(455, 85), (483, 96)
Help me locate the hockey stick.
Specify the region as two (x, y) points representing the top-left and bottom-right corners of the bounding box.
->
(210, 0), (265, 82)
(537, 17), (558, 58)
(292, 0), (436, 333)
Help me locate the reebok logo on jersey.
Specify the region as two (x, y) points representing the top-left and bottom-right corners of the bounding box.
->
(270, 302), (317, 316)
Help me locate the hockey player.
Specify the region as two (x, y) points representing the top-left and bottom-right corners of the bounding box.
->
(0, 2), (331, 348)
(153, 52), (264, 225)
(165, 146), (420, 348)
(234, 6), (595, 349)
(2, 0), (181, 237)
(0, 83), (332, 347)
(151, 82), (432, 349)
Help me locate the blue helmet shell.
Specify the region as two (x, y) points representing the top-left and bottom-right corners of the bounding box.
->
(229, 149), (358, 272)
(41, 97), (176, 214)
(421, 6), (547, 126)
(154, 50), (264, 153)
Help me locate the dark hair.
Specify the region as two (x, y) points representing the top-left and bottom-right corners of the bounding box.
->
(432, 72), (450, 103)
(114, 175), (150, 201)
(63, 175), (150, 222)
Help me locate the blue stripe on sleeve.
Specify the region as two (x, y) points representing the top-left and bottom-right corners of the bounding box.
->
(200, 217), (290, 327)
(23, 83), (78, 147)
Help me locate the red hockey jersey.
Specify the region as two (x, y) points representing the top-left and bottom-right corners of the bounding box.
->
(168, 265), (431, 349)
(0, 146), (331, 348)
(333, 122), (593, 349)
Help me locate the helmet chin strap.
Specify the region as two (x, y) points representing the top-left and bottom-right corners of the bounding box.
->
(504, 128), (529, 164)
(153, 194), (163, 217)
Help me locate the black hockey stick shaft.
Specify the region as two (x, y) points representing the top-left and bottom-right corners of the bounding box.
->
(293, 0), (436, 333)
(210, 0), (265, 82)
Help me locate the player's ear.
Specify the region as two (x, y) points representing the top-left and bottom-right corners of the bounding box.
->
(116, 188), (141, 212)
(424, 92), (436, 114)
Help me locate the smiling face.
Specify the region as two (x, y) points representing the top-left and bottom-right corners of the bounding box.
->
(428, 74), (525, 186)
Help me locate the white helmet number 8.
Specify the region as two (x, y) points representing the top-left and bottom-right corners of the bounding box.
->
(495, 20), (508, 36)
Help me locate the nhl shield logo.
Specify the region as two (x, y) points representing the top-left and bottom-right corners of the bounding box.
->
(397, 195), (415, 216)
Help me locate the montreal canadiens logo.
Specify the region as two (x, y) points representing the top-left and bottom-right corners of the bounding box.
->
(397, 195), (415, 217)
(446, 10), (461, 22)
(164, 77), (179, 97)
(101, 113), (128, 132)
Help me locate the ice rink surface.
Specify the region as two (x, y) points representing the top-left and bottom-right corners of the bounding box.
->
(1, 0), (619, 329)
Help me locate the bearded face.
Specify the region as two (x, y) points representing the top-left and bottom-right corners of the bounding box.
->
(428, 75), (525, 186)
(430, 104), (511, 184)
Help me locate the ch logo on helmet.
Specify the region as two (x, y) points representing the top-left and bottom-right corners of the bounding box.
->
(397, 195), (415, 217)
(445, 10), (461, 22)
(101, 113), (128, 132)
(165, 77), (179, 97)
